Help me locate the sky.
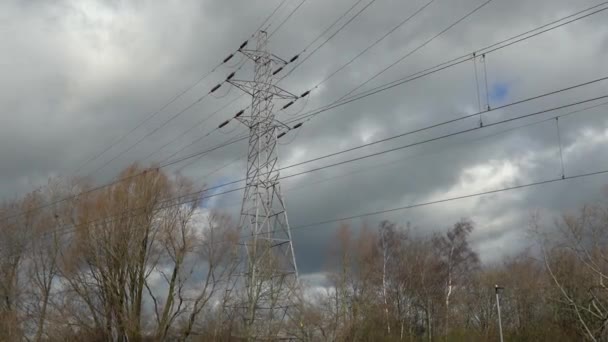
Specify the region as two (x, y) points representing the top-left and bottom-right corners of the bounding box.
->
(1, 0), (608, 279)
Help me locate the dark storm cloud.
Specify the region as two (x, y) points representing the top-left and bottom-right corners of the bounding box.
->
(1, 0), (608, 274)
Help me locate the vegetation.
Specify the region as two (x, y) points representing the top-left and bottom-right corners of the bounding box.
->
(0, 165), (607, 341)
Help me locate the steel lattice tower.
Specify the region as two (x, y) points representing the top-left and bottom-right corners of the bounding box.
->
(227, 30), (299, 340)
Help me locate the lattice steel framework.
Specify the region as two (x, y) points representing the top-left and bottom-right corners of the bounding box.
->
(228, 30), (299, 340)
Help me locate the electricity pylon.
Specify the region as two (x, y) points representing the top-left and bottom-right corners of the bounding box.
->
(226, 30), (299, 340)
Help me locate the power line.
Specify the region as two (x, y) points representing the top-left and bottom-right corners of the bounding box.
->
(176, 144), (247, 177)
(274, 0), (496, 129)
(482, 3), (608, 56)
(11, 159), (608, 258)
(61, 89), (608, 233)
(192, 94), (595, 205)
(169, 2), (608, 181)
(2, 70), (604, 225)
(87, 77), (231, 177)
(333, 0), (494, 103)
(6, 2), (608, 262)
(10, 165), (608, 261)
(256, 0), (291, 33)
(280, 0), (380, 80)
(315, 0), (436, 88)
(189, 153), (247, 183)
(3, 4), (605, 224)
(65, 0), (291, 177)
(111, 1), (608, 179)
(165, 86), (608, 205)
(279, 94), (608, 181)
(269, 0), (309, 38)
(295, 0), (367, 56)
(158, 130), (249, 169)
(10, 164), (608, 260)
(155, 116), (248, 167)
(8, 90), (608, 258)
(140, 93), (248, 164)
(132, 0), (317, 167)
(71, 62), (225, 177)
(143, 0), (362, 168)
(290, 169), (608, 230)
(216, 99), (608, 210)
(86, 54), (251, 178)
(286, 2), (608, 124)
(0, 29), (275, 223)
(280, 76), (608, 171)
(115, 0), (326, 175)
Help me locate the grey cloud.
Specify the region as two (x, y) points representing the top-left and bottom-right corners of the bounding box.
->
(1, 0), (608, 274)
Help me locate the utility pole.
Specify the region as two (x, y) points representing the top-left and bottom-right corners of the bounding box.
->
(225, 30), (300, 340)
(495, 284), (504, 342)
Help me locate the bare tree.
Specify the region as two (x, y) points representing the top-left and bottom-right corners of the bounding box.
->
(434, 219), (479, 340)
(25, 180), (73, 341)
(179, 214), (239, 341)
(56, 166), (173, 339)
(5, 165), (608, 341)
(0, 193), (41, 340)
(379, 220), (396, 336)
(146, 176), (201, 340)
(533, 204), (608, 341)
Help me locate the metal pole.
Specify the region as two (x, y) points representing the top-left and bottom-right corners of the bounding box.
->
(495, 285), (504, 342)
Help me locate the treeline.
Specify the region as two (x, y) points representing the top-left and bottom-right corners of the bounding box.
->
(295, 215), (607, 342)
(0, 165), (241, 341)
(0, 165), (607, 341)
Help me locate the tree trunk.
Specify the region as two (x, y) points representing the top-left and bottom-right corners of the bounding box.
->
(427, 301), (433, 342)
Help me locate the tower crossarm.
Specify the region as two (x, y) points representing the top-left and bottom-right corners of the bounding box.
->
(239, 49), (289, 65)
(228, 80), (298, 100)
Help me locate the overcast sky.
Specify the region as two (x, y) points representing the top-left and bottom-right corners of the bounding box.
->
(1, 0), (608, 277)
